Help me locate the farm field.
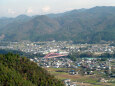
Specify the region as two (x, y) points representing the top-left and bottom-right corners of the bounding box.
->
(45, 68), (115, 86)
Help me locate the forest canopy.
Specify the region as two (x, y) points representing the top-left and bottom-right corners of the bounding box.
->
(0, 53), (64, 86)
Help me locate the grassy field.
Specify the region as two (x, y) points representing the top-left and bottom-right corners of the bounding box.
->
(45, 67), (115, 86)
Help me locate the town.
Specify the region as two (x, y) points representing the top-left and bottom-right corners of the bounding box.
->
(0, 40), (115, 55)
(30, 56), (115, 86)
(0, 40), (115, 86)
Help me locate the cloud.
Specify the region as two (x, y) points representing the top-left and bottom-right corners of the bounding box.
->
(42, 6), (51, 12)
(8, 9), (15, 14)
(26, 8), (33, 14)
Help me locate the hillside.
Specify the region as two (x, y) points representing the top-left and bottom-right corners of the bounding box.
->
(0, 53), (64, 86)
(0, 6), (115, 42)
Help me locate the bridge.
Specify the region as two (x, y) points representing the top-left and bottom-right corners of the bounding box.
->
(44, 53), (67, 58)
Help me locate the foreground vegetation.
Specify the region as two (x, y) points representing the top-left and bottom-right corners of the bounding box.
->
(0, 53), (64, 86)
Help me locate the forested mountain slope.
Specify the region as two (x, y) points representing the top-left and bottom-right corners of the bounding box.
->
(0, 6), (115, 43)
(0, 53), (64, 86)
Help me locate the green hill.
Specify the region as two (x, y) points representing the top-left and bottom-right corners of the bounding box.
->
(0, 53), (64, 86)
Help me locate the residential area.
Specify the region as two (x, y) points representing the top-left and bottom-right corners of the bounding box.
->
(0, 41), (115, 55)
(0, 41), (115, 86)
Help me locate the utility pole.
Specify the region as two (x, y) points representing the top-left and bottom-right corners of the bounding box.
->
(108, 59), (111, 74)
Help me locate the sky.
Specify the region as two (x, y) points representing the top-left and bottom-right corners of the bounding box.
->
(0, 0), (115, 17)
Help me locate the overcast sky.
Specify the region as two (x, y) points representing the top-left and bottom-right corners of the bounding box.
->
(0, 0), (115, 17)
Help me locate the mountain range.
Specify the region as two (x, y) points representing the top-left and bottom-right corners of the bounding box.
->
(0, 6), (115, 43)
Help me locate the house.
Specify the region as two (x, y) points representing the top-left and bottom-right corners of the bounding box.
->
(63, 79), (76, 86)
(100, 78), (108, 83)
(69, 70), (77, 75)
(64, 79), (71, 86)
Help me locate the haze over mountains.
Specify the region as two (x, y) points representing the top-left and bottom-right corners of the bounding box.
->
(0, 6), (115, 43)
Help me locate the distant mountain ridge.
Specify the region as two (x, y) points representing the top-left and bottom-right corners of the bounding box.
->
(0, 6), (115, 43)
